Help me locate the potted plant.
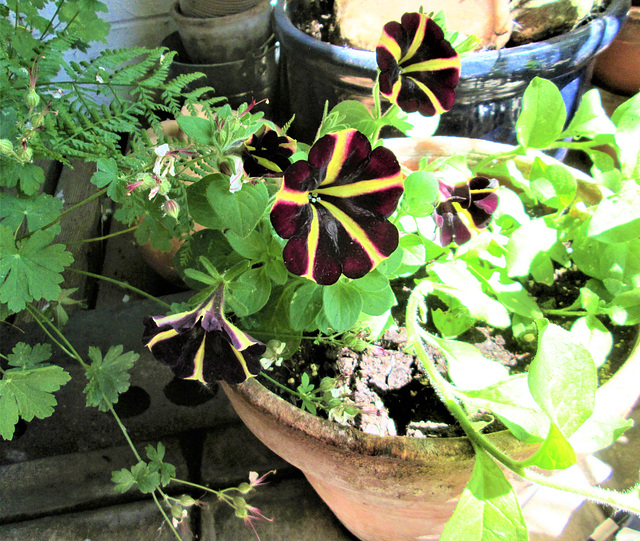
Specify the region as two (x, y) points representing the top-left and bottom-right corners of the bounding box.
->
(0, 1), (279, 537)
(135, 9), (640, 541)
(272, 0), (630, 144)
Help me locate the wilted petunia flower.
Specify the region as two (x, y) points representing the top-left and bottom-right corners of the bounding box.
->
(377, 12), (460, 116)
(434, 176), (499, 246)
(242, 125), (296, 178)
(270, 129), (404, 285)
(142, 285), (265, 384)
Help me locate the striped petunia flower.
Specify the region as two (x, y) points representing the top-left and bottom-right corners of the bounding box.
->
(242, 125), (296, 178)
(142, 284), (265, 384)
(270, 129), (404, 285)
(434, 176), (499, 246)
(376, 12), (460, 116)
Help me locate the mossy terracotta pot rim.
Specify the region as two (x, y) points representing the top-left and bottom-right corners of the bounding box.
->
(221, 135), (640, 541)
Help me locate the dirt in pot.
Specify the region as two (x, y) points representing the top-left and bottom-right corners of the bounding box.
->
(261, 265), (638, 439)
(288, 0), (612, 49)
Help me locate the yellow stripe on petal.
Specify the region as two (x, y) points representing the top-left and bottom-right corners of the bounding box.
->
(146, 328), (179, 349)
(378, 31), (402, 61)
(400, 15), (427, 65)
(302, 205), (320, 281)
(317, 176), (403, 199)
(231, 345), (255, 381)
(410, 77), (447, 115)
(319, 200), (386, 266)
(402, 56), (460, 75)
(322, 131), (352, 186)
(276, 187), (309, 205)
(185, 335), (207, 383)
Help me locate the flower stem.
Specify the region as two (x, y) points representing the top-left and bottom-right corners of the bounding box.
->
(67, 269), (172, 310)
(259, 372), (301, 399)
(67, 225), (139, 245)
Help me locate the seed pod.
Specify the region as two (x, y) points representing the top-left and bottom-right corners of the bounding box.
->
(0, 139), (13, 155)
(26, 90), (40, 108)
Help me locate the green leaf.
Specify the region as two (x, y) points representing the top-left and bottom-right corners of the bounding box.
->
(0, 343), (71, 440)
(91, 158), (118, 198)
(290, 282), (323, 331)
(530, 161), (577, 209)
(84, 345), (138, 412)
(327, 100), (377, 140)
(516, 77), (567, 149)
(352, 271), (396, 316)
(612, 92), (640, 179)
(111, 461), (161, 494)
(177, 115), (214, 145)
(226, 228), (267, 260)
(518, 423), (576, 470)
(570, 316), (612, 368)
(587, 183), (640, 244)
(322, 281), (363, 332)
(17, 164), (45, 196)
(400, 171), (439, 217)
(226, 267), (271, 317)
(0, 193), (63, 234)
(528, 320), (596, 438)
(606, 289), (640, 325)
(0, 226), (74, 312)
(146, 442), (176, 487)
(488, 273), (543, 320)
(432, 306), (474, 337)
(461, 375), (549, 442)
(506, 217), (557, 278)
(440, 448), (528, 541)
(432, 336), (509, 391)
(186, 176), (226, 230)
(560, 88), (616, 140)
(205, 173), (269, 238)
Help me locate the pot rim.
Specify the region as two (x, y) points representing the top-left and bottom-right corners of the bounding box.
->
(225, 134), (640, 461)
(273, 0), (630, 77)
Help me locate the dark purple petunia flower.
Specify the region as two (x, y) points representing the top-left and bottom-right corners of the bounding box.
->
(142, 284), (265, 385)
(434, 176), (499, 246)
(270, 129), (404, 285)
(376, 12), (460, 116)
(242, 125), (296, 178)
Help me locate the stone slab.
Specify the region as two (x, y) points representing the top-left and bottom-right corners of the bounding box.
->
(200, 477), (357, 540)
(0, 437), (187, 524)
(0, 499), (192, 541)
(1, 294), (238, 464)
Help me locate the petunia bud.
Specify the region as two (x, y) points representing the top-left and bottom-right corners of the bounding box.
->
(0, 139), (13, 155)
(25, 90), (40, 108)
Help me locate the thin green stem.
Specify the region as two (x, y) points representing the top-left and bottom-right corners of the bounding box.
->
(39, 0), (66, 42)
(152, 491), (182, 541)
(34, 187), (108, 237)
(542, 309), (589, 317)
(405, 286), (524, 474)
(259, 372), (301, 400)
(472, 147), (524, 173)
(66, 225), (139, 245)
(26, 305), (86, 366)
(68, 269), (172, 310)
(108, 404), (143, 462)
(170, 477), (222, 498)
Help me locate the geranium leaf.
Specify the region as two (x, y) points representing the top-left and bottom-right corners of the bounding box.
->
(0, 226), (74, 313)
(84, 345), (138, 412)
(0, 192), (63, 234)
(0, 343), (71, 440)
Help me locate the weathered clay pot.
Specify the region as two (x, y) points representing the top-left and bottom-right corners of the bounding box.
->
(179, 0), (261, 17)
(171, 0), (273, 63)
(221, 137), (640, 540)
(593, 6), (640, 95)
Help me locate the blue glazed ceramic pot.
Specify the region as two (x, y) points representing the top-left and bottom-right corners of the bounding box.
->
(274, 0), (629, 143)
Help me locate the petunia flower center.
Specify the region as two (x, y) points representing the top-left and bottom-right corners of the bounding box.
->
(308, 191), (322, 203)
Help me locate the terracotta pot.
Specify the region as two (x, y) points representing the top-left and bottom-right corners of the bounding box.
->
(170, 0), (273, 63)
(593, 6), (640, 95)
(221, 137), (640, 540)
(136, 118), (204, 284)
(179, 0), (261, 17)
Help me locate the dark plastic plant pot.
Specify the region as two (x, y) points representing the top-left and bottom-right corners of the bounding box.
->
(161, 32), (278, 117)
(273, 0), (630, 143)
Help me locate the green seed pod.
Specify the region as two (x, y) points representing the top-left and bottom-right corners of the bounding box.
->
(236, 482), (252, 494)
(0, 139), (13, 155)
(19, 147), (33, 162)
(170, 504), (184, 520)
(26, 89), (40, 108)
(179, 494), (197, 507)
